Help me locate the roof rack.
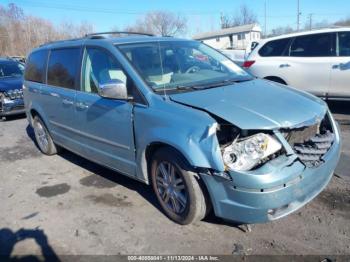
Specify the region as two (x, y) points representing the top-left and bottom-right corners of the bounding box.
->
(85, 31), (155, 39)
(38, 31), (155, 48)
(39, 37), (84, 47)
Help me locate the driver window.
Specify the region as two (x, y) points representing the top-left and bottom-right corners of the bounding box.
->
(81, 47), (128, 94)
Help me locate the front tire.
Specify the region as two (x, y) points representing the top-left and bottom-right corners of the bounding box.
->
(151, 147), (207, 225)
(32, 115), (58, 155)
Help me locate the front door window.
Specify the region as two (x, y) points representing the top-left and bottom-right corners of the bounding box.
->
(81, 48), (128, 94)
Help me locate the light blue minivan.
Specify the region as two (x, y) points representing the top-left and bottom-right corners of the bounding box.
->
(23, 32), (341, 225)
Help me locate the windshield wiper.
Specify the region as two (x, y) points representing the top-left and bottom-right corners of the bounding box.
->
(153, 85), (198, 93)
(153, 78), (253, 93)
(193, 77), (253, 90)
(174, 85), (200, 91)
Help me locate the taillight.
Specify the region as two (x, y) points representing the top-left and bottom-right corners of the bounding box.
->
(242, 60), (255, 68)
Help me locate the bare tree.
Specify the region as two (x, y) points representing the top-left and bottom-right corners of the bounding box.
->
(270, 18), (332, 37)
(302, 19), (330, 31)
(334, 17), (350, 27)
(0, 3), (94, 56)
(221, 4), (258, 29)
(125, 11), (187, 36)
(2, 3), (24, 20)
(268, 26), (295, 37)
(57, 21), (94, 39)
(220, 14), (231, 29)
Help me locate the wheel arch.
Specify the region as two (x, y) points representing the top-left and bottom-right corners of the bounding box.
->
(29, 108), (48, 126)
(264, 76), (287, 85)
(30, 108), (39, 119)
(143, 142), (194, 184)
(145, 142), (213, 219)
(28, 104), (52, 134)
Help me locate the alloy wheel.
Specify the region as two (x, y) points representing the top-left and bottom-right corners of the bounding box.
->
(34, 120), (49, 153)
(155, 161), (188, 214)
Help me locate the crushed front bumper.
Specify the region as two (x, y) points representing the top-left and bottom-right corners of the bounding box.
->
(201, 123), (341, 224)
(0, 98), (25, 116)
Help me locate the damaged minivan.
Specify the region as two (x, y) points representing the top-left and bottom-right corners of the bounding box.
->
(24, 32), (341, 225)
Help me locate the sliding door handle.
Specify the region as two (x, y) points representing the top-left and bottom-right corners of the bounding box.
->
(49, 92), (60, 97)
(279, 63), (291, 68)
(62, 98), (74, 105)
(332, 64), (340, 69)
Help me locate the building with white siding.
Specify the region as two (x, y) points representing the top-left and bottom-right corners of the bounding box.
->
(193, 24), (262, 50)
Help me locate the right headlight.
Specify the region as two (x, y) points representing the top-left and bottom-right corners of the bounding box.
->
(222, 133), (282, 172)
(5, 90), (15, 99)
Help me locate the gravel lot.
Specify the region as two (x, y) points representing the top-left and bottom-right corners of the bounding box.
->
(0, 101), (349, 257)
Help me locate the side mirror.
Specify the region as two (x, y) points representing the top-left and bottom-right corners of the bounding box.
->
(97, 79), (129, 100)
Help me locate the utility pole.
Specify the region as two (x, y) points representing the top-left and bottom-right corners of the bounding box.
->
(308, 13), (313, 30)
(297, 0), (301, 31)
(264, 0), (267, 36)
(220, 12), (224, 29)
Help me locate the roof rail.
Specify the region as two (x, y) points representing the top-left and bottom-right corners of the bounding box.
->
(39, 37), (84, 47)
(85, 31), (155, 39)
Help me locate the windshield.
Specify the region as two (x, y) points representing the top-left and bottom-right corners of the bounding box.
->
(0, 62), (24, 78)
(117, 41), (252, 92)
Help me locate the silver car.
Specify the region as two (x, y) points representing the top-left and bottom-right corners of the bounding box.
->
(244, 27), (350, 100)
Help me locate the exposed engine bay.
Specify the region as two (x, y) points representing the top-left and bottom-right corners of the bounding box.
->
(214, 113), (334, 171)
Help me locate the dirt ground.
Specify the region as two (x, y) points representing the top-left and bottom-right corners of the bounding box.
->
(0, 101), (349, 257)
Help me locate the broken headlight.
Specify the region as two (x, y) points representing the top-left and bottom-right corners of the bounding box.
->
(5, 89), (22, 100)
(222, 133), (282, 171)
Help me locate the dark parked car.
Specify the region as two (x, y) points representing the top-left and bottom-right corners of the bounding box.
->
(0, 58), (25, 118)
(10, 56), (26, 64)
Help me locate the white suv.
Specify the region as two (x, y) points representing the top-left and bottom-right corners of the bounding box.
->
(244, 28), (350, 100)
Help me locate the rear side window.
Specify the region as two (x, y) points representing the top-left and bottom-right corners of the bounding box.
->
(338, 32), (350, 56)
(290, 33), (333, 57)
(47, 48), (81, 89)
(25, 50), (48, 83)
(258, 38), (291, 57)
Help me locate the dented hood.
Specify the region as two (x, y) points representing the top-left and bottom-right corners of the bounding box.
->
(170, 79), (327, 130)
(0, 76), (23, 92)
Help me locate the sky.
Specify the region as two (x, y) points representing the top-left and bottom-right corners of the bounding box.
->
(1, 0), (349, 36)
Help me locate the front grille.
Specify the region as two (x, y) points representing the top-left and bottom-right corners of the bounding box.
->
(284, 123), (319, 145)
(282, 115), (334, 168)
(293, 131), (334, 167)
(0, 93), (3, 112)
(10, 105), (25, 110)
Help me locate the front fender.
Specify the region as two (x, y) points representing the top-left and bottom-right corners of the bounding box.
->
(134, 100), (224, 183)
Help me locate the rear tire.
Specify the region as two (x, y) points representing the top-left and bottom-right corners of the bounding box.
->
(151, 147), (207, 225)
(32, 115), (58, 155)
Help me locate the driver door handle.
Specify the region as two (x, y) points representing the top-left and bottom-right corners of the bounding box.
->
(279, 63), (290, 68)
(332, 62), (350, 70)
(76, 101), (89, 110)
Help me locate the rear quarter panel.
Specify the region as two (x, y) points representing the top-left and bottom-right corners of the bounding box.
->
(23, 81), (49, 127)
